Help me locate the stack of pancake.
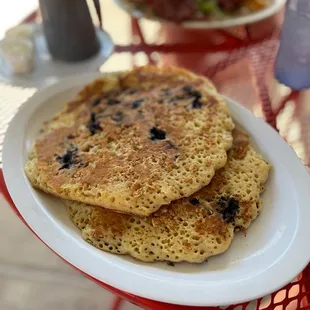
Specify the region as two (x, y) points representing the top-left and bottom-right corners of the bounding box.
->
(25, 66), (270, 263)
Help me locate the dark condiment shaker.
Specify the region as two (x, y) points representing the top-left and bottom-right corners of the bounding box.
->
(39, 0), (100, 62)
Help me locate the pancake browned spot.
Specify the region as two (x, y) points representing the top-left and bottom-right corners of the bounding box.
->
(25, 66), (234, 216)
(66, 129), (270, 263)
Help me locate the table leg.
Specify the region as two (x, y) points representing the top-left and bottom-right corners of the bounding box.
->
(111, 297), (124, 310)
(130, 17), (155, 65)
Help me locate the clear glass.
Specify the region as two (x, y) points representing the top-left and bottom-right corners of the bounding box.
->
(275, 0), (310, 90)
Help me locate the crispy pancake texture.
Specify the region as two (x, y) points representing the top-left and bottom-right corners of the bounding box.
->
(25, 66), (234, 216)
(67, 129), (270, 263)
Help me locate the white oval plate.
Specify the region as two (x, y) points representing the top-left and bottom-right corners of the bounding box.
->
(0, 24), (114, 88)
(3, 72), (310, 307)
(115, 0), (286, 29)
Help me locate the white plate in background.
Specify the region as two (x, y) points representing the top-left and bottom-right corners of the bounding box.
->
(115, 0), (286, 29)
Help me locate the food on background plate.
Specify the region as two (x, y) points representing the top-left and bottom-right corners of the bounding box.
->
(25, 66), (234, 216)
(67, 129), (270, 263)
(123, 0), (270, 23)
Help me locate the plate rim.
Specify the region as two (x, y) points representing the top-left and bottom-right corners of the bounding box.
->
(114, 0), (286, 29)
(3, 72), (310, 306)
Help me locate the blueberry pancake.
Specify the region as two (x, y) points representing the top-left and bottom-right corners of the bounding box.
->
(25, 66), (234, 216)
(67, 129), (270, 263)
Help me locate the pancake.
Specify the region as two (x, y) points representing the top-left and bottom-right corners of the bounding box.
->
(25, 66), (234, 216)
(67, 129), (270, 263)
(199, 129), (270, 231)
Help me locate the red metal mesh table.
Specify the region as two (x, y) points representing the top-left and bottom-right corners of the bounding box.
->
(0, 6), (309, 310)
